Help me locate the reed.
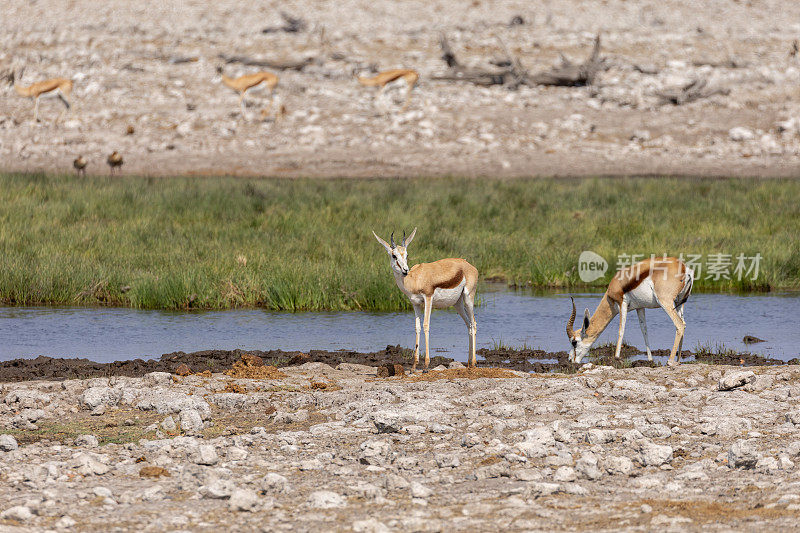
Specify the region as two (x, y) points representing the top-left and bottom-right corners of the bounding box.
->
(0, 173), (797, 310)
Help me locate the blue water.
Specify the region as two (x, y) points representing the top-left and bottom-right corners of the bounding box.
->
(1, 290), (798, 363)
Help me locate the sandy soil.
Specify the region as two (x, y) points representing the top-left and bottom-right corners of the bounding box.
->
(2, 358), (800, 531)
(4, 1), (800, 178)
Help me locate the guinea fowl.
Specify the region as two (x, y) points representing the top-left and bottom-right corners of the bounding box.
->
(107, 151), (123, 175)
(73, 155), (87, 176)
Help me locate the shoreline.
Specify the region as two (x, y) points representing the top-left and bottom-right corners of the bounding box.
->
(0, 344), (793, 383)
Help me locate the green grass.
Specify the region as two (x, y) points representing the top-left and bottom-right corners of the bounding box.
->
(0, 172), (798, 311)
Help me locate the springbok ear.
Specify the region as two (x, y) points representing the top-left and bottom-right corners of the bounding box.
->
(404, 227), (417, 247)
(582, 308), (590, 333)
(372, 231), (392, 253)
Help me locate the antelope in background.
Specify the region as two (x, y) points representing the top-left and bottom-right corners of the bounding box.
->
(217, 67), (278, 119)
(357, 68), (419, 111)
(566, 257), (693, 366)
(373, 228), (478, 371)
(9, 70), (73, 122)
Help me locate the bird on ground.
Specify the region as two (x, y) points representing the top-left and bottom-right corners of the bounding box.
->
(107, 151), (123, 175)
(73, 155), (87, 176)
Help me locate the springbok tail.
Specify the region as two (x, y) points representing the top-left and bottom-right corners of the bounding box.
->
(57, 93), (71, 109)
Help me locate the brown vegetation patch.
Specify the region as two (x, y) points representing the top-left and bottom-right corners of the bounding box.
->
(404, 367), (521, 382)
(3, 409), (162, 446)
(223, 382), (248, 394)
(223, 355), (287, 380)
(637, 499), (794, 524)
(139, 466), (170, 479)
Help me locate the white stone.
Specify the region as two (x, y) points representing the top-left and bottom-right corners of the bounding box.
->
(718, 371), (756, 391)
(409, 481), (433, 499)
(0, 434), (19, 452)
(729, 127), (755, 142)
(229, 489), (259, 511)
(1, 505), (33, 521)
(729, 439), (759, 469)
(194, 444), (219, 466)
(308, 490), (346, 508)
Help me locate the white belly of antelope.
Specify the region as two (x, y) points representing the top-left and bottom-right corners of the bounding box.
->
(623, 278), (660, 309)
(432, 281), (465, 309)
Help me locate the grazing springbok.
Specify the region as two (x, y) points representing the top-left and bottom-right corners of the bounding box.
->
(11, 72), (73, 122)
(218, 67), (278, 118)
(566, 257), (694, 366)
(373, 228), (478, 371)
(357, 69), (419, 110)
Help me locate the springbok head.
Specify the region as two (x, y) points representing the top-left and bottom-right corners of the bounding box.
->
(566, 297), (592, 363)
(372, 227), (417, 276)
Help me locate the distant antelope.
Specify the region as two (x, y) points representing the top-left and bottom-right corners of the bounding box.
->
(566, 257), (693, 366)
(218, 67), (278, 118)
(11, 72), (73, 122)
(357, 68), (419, 110)
(107, 151), (123, 175)
(73, 155), (87, 176)
(373, 228), (478, 371)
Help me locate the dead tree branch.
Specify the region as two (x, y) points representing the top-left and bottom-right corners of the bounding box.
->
(262, 12), (307, 34)
(656, 78), (730, 105)
(218, 54), (313, 71)
(434, 33), (605, 89)
(528, 34), (603, 86)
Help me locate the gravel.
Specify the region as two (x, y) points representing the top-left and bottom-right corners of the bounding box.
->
(0, 362), (799, 530)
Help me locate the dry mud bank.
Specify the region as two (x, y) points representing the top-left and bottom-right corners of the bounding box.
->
(4, 1), (800, 177)
(2, 361), (800, 531)
(0, 344), (790, 382)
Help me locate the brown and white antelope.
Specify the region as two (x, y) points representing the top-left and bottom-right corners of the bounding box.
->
(373, 228), (478, 371)
(566, 257), (694, 366)
(218, 67), (278, 119)
(10, 72), (73, 122)
(357, 69), (419, 110)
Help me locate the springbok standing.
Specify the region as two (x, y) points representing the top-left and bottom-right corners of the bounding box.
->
(357, 69), (419, 111)
(566, 257), (693, 366)
(373, 228), (478, 371)
(10, 71), (73, 122)
(218, 67), (278, 119)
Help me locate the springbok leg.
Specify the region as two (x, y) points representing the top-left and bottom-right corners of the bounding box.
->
(636, 308), (652, 361)
(614, 300), (628, 359)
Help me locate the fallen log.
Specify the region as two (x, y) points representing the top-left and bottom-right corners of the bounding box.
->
(431, 33), (510, 85)
(528, 34), (603, 86)
(434, 32), (605, 89)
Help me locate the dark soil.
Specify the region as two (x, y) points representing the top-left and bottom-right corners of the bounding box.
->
(0, 344), (791, 382)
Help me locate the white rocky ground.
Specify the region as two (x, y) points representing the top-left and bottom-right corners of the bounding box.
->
(2, 362), (800, 531)
(3, 0), (800, 177)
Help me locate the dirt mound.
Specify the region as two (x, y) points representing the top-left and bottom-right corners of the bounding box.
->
(224, 355), (287, 380)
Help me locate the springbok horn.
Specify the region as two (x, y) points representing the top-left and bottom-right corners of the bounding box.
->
(402, 230), (406, 246)
(390, 232), (395, 248)
(566, 297), (577, 337)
